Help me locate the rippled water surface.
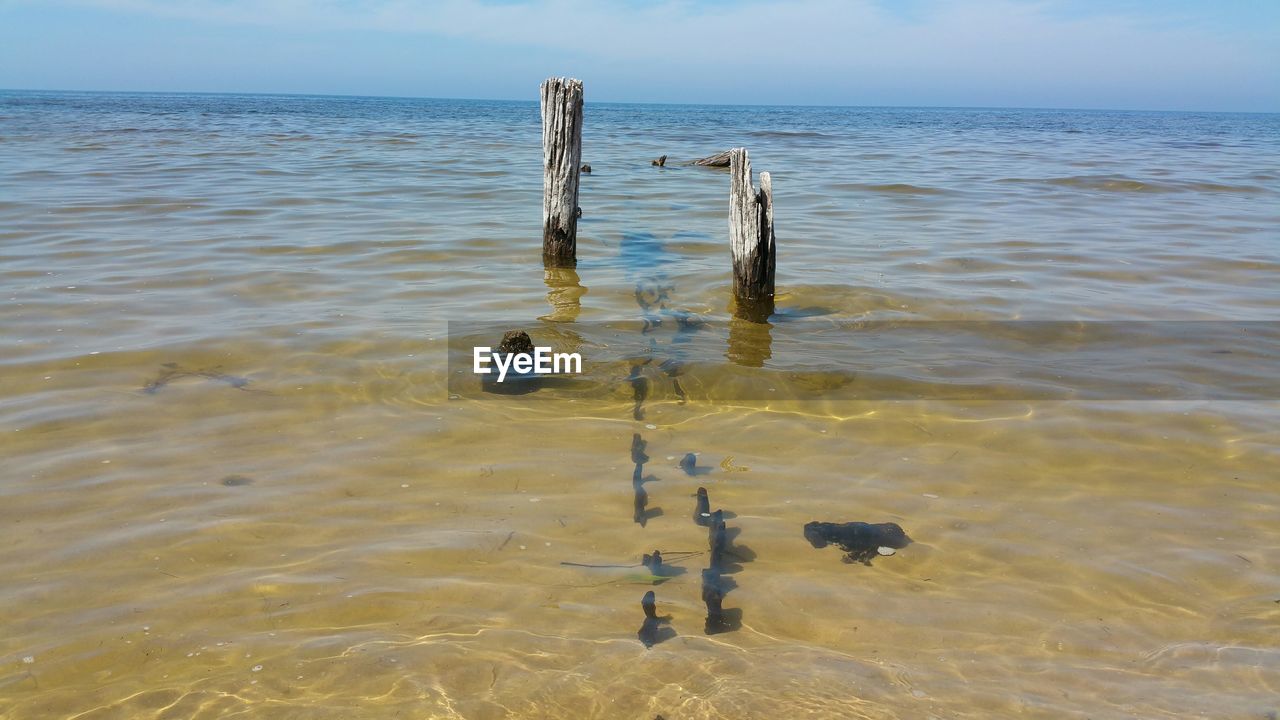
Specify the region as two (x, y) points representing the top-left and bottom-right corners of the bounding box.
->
(2, 92), (1279, 718)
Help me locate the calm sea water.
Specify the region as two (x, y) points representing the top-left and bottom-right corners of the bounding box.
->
(1, 91), (1278, 718)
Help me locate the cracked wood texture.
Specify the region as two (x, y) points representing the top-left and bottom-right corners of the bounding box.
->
(540, 77), (584, 265)
(692, 149), (733, 167)
(728, 148), (775, 321)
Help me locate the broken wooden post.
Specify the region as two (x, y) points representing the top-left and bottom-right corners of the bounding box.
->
(728, 148), (775, 321)
(692, 149), (733, 168)
(540, 77), (584, 266)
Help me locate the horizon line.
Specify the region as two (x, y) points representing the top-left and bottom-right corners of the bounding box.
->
(2, 86), (1276, 116)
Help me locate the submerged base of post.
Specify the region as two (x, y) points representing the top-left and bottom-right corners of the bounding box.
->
(728, 148), (775, 322)
(732, 296), (774, 324)
(542, 243), (577, 268)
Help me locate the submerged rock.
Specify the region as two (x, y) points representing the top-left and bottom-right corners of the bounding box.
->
(481, 330), (541, 395)
(679, 453), (698, 475)
(701, 568), (738, 634)
(693, 487), (711, 526)
(708, 513), (727, 569)
(642, 550), (663, 574)
(637, 590), (673, 647)
(497, 330), (534, 355)
(804, 521), (912, 565)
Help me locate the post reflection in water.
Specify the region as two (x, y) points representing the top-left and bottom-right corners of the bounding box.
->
(726, 314), (774, 368)
(540, 264), (586, 323)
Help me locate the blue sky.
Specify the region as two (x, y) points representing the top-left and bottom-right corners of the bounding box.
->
(1, 0), (1276, 111)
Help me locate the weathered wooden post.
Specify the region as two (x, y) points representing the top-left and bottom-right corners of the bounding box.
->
(540, 77), (584, 266)
(728, 148), (775, 322)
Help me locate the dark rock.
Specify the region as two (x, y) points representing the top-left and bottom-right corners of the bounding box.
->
(651, 155), (667, 167)
(641, 590), (657, 619)
(693, 487), (711, 526)
(804, 521), (912, 565)
(632, 435), (659, 526)
(633, 483), (649, 527)
(642, 550), (663, 574)
(638, 590), (674, 647)
(630, 433), (649, 465)
(679, 453), (697, 475)
(580, 163), (591, 173)
(707, 510), (724, 546)
(702, 568), (737, 634)
(629, 365), (649, 421)
(708, 515), (727, 569)
(497, 330), (534, 355)
(481, 331), (541, 395)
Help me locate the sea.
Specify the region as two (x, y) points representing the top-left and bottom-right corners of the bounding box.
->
(1, 91), (1278, 719)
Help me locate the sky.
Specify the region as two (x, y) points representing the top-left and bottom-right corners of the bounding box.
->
(0, 0), (1277, 111)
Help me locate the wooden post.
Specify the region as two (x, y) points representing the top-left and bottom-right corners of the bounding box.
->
(692, 149), (733, 167)
(728, 148), (775, 321)
(540, 77), (584, 265)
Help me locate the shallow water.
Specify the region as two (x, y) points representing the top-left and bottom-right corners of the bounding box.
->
(1, 92), (1279, 719)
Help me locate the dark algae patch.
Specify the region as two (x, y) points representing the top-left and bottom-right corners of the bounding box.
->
(804, 521), (913, 565)
(143, 363), (267, 395)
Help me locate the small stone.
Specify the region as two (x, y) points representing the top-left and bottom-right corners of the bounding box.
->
(877, 547), (896, 556)
(22, 656), (34, 664)
(679, 453), (697, 474)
